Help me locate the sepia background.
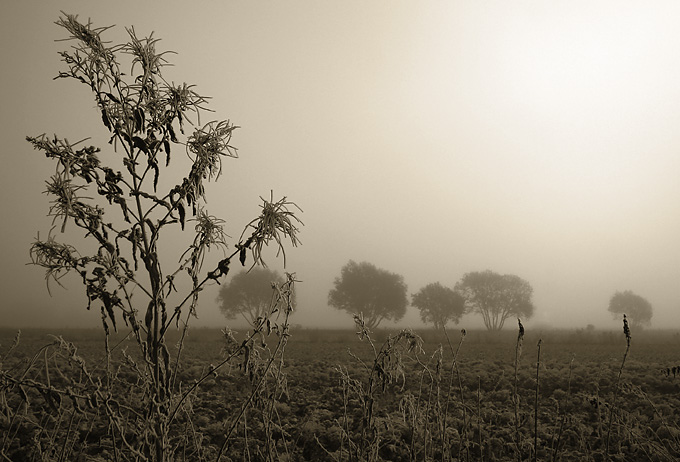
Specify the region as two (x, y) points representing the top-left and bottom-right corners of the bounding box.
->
(1, 0), (679, 330)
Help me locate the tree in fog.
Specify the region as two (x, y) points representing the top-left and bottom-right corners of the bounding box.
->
(217, 268), (294, 327)
(455, 270), (534, 332)
(412, 282), (466, 329)
(328, 260), (407, 329)
(608, 290), (653, 329)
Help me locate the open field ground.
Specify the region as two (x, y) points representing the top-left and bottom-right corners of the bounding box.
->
(2, 326), (680, 461)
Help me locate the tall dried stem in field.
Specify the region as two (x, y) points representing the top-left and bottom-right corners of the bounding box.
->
(443, 327), (467, 461)
(605, 314), (631, 460)
(338, 315), (423, 462)
(534, 338), (542, 462)
(514, 319), (525, 462)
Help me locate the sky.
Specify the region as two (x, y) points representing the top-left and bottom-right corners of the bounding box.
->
(1, 0), (679, 332)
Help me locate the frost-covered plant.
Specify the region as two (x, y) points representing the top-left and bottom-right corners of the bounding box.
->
(335, 315), (423, 462)
(19, 12), (301, 461)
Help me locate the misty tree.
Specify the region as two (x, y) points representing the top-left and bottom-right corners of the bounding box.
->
(217, 268), (296, 328)
(328, 260), (407, 329)
(455, 270), (534, 332)
(608, 290), (653, 329)
(23, 13), (301, 461)
(412, 282), (466, 330)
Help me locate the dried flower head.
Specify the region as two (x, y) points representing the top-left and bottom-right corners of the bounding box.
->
(187, 120), (239, 179)
(55, 12), (115, 64)
(124, 26), (171, 76)
(518, 318), (525, 341)
(30, 234), (81, 292)
(243, 192), (303, 267)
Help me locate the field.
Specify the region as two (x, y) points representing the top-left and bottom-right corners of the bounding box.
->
(2, 326), (680, 461)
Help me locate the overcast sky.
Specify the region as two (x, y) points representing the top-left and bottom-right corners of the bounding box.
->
(1, 0), (679, 331)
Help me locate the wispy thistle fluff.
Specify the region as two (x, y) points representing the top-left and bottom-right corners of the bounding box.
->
(181, 120), (239, 208)
(242, 193), (303, 268)
(30, 234), (81, 292)
(187, 120), (238, 178)
(123, 26), (170, 76)
(55, 12), (117, 76)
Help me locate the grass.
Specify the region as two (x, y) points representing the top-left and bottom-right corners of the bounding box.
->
(2, 324), (680, 461)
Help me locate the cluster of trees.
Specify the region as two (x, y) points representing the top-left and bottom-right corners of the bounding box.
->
(328, 261), (535, 331)
(217, 261), (655, 332)
(217, 262), (536, 331)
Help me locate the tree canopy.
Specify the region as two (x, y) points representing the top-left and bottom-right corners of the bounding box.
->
(217, 268), (294, 327)
(328, 260), (408, 329)
(412, 282), (466, 330)
(608, 290), (652, 329)
(454, 270), (534, 332)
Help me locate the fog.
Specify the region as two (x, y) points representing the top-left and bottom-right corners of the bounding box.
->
(1, 1), (679, 332)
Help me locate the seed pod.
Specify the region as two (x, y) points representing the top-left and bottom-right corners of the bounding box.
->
(134, 108), (145, 133)
(101, 307), (110, 336)
(167, 122), (178, 143)
(178, 202), (186, 230)
(164, 139), (171, 166)
(101, 109), (111, 131)
(145, 301), (153, 332)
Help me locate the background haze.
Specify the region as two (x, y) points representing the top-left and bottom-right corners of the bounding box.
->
(1, 0), (679, 331)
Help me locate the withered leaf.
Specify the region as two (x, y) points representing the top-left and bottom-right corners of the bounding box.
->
(163, 139), (171, 166)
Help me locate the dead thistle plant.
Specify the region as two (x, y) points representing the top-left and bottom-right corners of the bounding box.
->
(17, 12), (302, 462)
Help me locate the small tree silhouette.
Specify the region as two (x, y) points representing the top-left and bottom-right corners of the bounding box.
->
(328, 260), (408, 329)
(608, 290), (653, 329)
(412, 282), (466, 329)
(217, 268), (296, 328)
